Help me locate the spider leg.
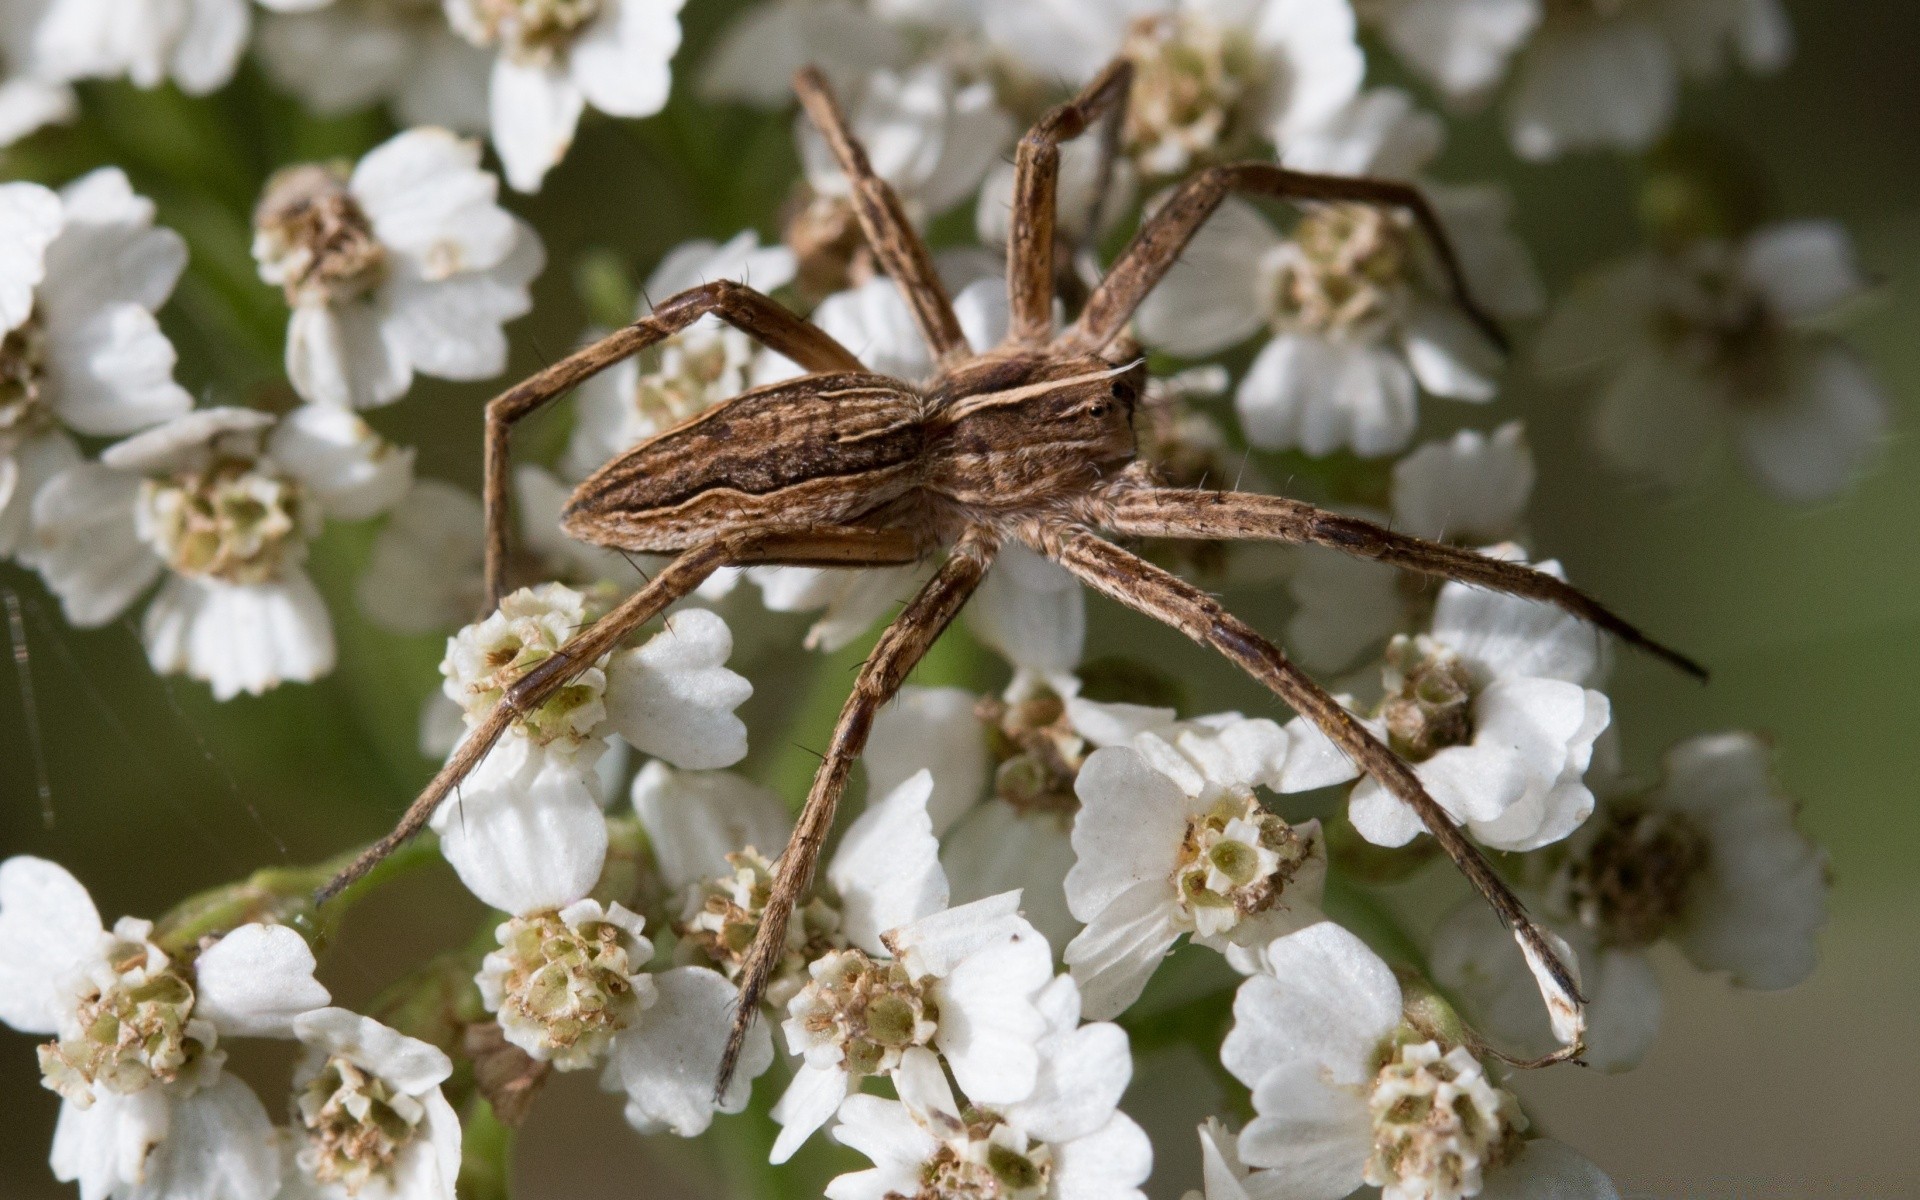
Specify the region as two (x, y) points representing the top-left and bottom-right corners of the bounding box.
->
(1061, 163), (1509, 357)
(1004, 58), (1133, 346)
(1095, 485), (1706, 679)
(1031, 522), (1586, 1062)
(716, 528), (997, 1093)
(319, 525), (921, 903)
(483, 280), (865, 608)
(793, 66), (970, 367)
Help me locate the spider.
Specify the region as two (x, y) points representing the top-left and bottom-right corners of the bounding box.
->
(323, 60), (1703, 1086)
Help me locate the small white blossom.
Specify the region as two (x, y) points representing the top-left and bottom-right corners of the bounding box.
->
(599, 963), (775, 1137)
(1536, 219), (1888, 501)
(982, 0), (1364, 174)
(827, 983), (1150, 1200)
(476, 899), (657, 1069)
(1222, 922), (1616, 1200)
(445, 0), (686, 192)
(1287, 421), (1535, 672)
(0, 856), (330, 1200)
(432, 585), (752, 913)
(253, 127), (543, 409)
(1432, 731), (1828, 1070)
(766, 771), (1054, 1161)
(0, 9), (75, 147)
(280, 1008), (462, 1200)
(1135, 90), (1540, 457)
(27, 0), (271, 96)
(257, 0), (491, 130)
(563, 231), (798, 480)
(1360, 0), (1790, 160)
(1347, 550), (1610, 853)
(1062, 701), (1352, 1017)
(0, 171), (193, 558)
(28, 405), (411, 698)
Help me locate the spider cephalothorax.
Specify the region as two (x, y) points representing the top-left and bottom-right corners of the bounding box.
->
(324, 59), (1703, 1089)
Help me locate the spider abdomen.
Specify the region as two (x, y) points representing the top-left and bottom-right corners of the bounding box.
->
(562, 372), (926, 553)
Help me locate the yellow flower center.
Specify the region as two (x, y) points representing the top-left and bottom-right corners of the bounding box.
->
(138, 458), (309, 585)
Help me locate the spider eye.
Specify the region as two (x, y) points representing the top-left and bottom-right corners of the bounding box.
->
(1109, 380), (1135, 404)
(1087, 401), (1110, 419)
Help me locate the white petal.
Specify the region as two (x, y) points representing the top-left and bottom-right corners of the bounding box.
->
(1133, 195), (1276, 357)
(1506, 19), (1677, 160)
(1374, 0), (1538, 98)
(1285, 548), (1401, 674)
(645, 230), (798, 298)
(1431, 557), (1601, 683)
(0, 856), (104, 1034)
(829, 769), (948, 954)
(965, 543), (1084, 691)
(1730, 342), (1889, 502)
(1346, 776), (1431, 848)
(929, 912), (1052, 1102)
(384, 1088), (462, 1200)
(570, 0), (682, 118)
(379, 220), (543, 381)
(1004, 1010), (1136, 1144)
(1062, 878), (1182, 1021)
(429, 734), (609, 913)
(0, 428), (80, 561)
(285, 300), (412, 410)
(24, 461), (159, 628)
(607, 966), (771, 1135)
(604, 608), (752, 768)
(864, 686), (990, 835)
(51, 1085), (170, 1200)
(1235, 334), (1416, 458)
(1739, 220), (1869, 320)
(1392, 421), (1534, 543)
(942, 801), (1080, 950)
(1276, 714), (1363, 793)
(354, 479), (484, 634)
(1052, 1112), (1153, 1200)
(700, 2), (905, 107)
(269, 404), (414, 519)
(192, 923), (329, 1037)
(353, 127), (515, 275)
(490, 57), (586, 193)
(1222, 923), (1399, 1087)
(126, 1075), (280, 1200)
(294, 1006), (454, 1092)
(1477, 1139), (1620, 1200)
(142, 572), (336, 700)
(0, 181), (60, 333)
(1235, 1058), (1370, 1198)
(41, 301), (193, 437)
(167, 0), (250, 94)
(1065, 746), (1191, 919)
(1580, 946), (1662, 1072)
(1279, 88), (1443, 180)
(1249, 0), (1366, 142)
(631, 760), (792, 890)
(1402, 300), (1501, 401)
(827, 1095), (940, 1200)
(770, 1061), (852, 1164)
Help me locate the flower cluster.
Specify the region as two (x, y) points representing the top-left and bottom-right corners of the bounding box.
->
(0, 0), (1866, 1195)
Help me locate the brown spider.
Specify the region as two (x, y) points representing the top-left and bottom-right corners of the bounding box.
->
(323, 60), (1702, 1087)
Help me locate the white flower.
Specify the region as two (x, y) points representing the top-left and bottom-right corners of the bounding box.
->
(700, 0), (907, 108)
(476, 898), (657, 1069)
(1536, 219), (1887, 501)
(1432, 731), (1828, 1070)
(1062, 701), (1351, 1017)
(599, 963), (775, 1137)
(1287, 421), (1534, 672)
(253, 127), (543, 409)
(1221, 922), (1616, 1200)
(1360, 0), (1790, 160)
(280, 1008), (462, 1200)
(257, 0), (491, 131)
(983, 0), (1364, 174)
(27, 405), (411, 698)
(1135, 91), (1540, 457)
(29, 0), (264, 95)
(432, 586), (752, 912)
(445, 0), (686, 192)
(769, 772), (1054, 1160)
(563, 231), (797, 481)
(0, 171), (192, 558)
(0, 856), (330, 1200)
(797, 62), (1014, 225)
(827, 988), (1150, 1200)
(1347, 551), (1611, 853)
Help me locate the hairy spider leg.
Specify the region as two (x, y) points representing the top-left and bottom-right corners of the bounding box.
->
(1061, 161), (1513, 358)
(1004, 58), (1134, 346)
(482, 280), (866, 607)
(793, 67), (970, 367)
(1097, 485), (1707, 679)
(717, 529), (997, 1094)
(1036, 524), (1587, 1064)
(319, 525), (922, 903)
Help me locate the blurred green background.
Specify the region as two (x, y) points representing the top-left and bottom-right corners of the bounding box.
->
(1, 1), (1915, 1195)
